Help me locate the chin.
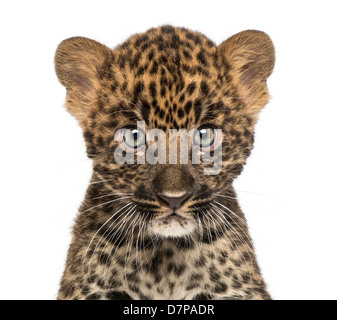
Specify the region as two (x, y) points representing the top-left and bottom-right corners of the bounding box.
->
(149, 215), (197, 238)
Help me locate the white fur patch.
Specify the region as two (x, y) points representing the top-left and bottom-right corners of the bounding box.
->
(149, 215), (196, 237)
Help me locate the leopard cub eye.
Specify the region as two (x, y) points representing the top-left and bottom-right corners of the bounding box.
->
(121, 127), (146, 149)
(193, 126), (217, 149)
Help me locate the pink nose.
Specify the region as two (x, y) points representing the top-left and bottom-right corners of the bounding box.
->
(158, 193), (192, 210)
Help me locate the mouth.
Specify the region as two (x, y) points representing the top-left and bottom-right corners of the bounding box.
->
(159, 210), (193, 221)
(160, 213), (185, 225)
(148, 209), (197, 238)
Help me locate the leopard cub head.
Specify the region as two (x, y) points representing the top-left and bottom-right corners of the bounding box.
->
(55, 26), (274, 239)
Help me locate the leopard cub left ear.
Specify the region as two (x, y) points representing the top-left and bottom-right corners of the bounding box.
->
(218, 30), (275, 113)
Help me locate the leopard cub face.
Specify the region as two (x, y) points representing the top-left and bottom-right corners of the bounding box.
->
(55, 26), (274, 243)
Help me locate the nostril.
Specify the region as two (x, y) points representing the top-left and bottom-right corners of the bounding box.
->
(158, 192), (192, 210)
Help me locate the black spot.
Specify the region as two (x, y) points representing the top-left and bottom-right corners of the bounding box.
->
(106, 291), (132, 300)
(184, 101), (192, 114)
(169, 282), (175, 295)
(133, 81), (144, 101)
(174, 264), (186, 277)
(197, 50), (207, 65)
(195, 256), (206, 267)
(183, 50), (192, 60)
(86, 293), (101, 300)
(129, 284), (140, 293)
(141, 42), (150, 51)
(136, 65), (147, 76)
(121, 40), (130, 49)
(117, 54), (126, 69)
(200, 80), (210, 96)
(177, 108), (184, 118)
(218, 251), (228, 264)
(98, 252), (111, 265)
(172, 119), (179, 129)
(224, 268), (233, 277)
(81, 286), (90, 296)
(134, 34), (149, 47)
(110, 83), (117, 93)
(154, 274), (162, 284)
(148, 50), (155, 61)
(253, 286), (268, 295)
(150, 61), (158, 74)
(241, 273), (252, 284)
(108, 279), (122, 288)
(186, 82), (197, 96)
(232, 278), (242, 289)
(182, 40), (193, 50)
(207, 40), (215, 47)
(167, 262), (174, 273)
(165, 249), (174, 259)
(83, 130), (94, 143)
(193, 99), (202, 122)
(210, 272), (221, 282)
(161, 25), (176, 34)
(127, 272), (140, 283)
(97, 278), (106, 289)
(214, 283), (228, 294)
(193, 293), (213, 300)
(186, 32), (201, 45)
(160, 74), (168, 86)
(122, 81), (128, 91)
(103, 120), (118, 129)
(139, 293), (150, 300)
(159, 109), (165, 118)
(186, 283), (199, 291)
(146, 283), (152, 289)
(96, 136), (104, 147)
(160, 86), (166, 97)
(149, 255), (163, 274)
(159, 55), (168, 64)
(130, 52), (141, 68)
(158, 124), (167, 132)
(141, 101), (151, 124)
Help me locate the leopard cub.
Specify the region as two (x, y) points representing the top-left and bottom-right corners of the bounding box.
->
(55, 25), (275, 300)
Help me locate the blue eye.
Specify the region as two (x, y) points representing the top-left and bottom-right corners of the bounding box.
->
(193, 127), (216, 148)
(122, 127), (146, 149)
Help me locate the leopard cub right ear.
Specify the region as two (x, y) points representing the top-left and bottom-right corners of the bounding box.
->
(55, 37), (111, 119)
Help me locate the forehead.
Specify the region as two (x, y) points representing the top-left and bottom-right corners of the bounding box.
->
(101, 26), (228, 131)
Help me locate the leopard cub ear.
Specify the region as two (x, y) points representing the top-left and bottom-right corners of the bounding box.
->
(55, 37), (111, 119)
(218, 30), (275, 114)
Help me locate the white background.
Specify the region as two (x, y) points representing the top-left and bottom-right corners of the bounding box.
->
(1, 0), (336, 300)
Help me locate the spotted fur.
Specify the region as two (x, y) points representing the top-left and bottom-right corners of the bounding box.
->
(55, 25), (275, 300)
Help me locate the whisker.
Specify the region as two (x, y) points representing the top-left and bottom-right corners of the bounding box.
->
(92, 192), (133, 200)
(213, 200), (248, 227)
(79, 196), (132, 216)
(88, 178), (116, 185)
(82, 201), (133, 278)
(124, 213), (140, 285)
(99, 205), (137, 281)
(210, 204), (254, 283)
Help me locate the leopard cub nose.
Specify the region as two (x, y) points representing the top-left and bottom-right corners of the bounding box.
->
(158, 192), (192, 211)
